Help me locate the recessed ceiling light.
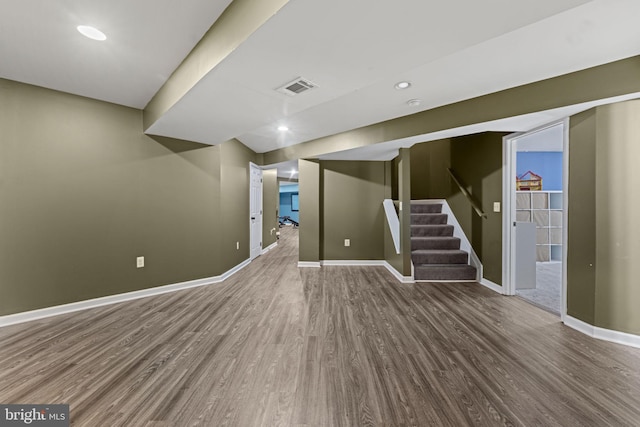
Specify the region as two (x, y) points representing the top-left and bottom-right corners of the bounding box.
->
(395, 81), (411, 90)
(77, 25), (107, 41)
(277, 125), (289, 132)
(407, 99), (422, 107)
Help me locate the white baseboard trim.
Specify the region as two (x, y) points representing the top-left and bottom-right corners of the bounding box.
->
(479, 278), (505, 294)
(416, 279), (477, 283)
(0, 258), (251, 328)
(383, 262), (415, 284)
(300, 260), (414, 283)
(321, 260), (386, 267)
(261, 241), (278, 255)
(298, 261), (321, 268)
(565, 315), (640, 349)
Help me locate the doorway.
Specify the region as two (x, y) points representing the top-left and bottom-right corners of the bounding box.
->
(249, 163), (263, 260)
(503, 120), (568, 319)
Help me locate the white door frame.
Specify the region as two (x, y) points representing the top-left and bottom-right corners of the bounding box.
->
(502, 118), (569, 321)
(249, 162), (263, 260)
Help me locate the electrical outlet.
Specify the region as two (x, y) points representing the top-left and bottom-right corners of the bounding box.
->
(236, 241), (239, 250)
(344, 239), (350, 247)
(136, 256), (144, 268)
(493, 202), (501, 213)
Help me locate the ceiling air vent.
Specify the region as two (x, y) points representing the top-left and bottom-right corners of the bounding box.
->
(276, 77), (317, 96)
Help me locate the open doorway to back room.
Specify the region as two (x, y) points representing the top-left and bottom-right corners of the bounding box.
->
(505, 121), (567, 316)
(276, 160), (299, 242)
(279, 181), (299, 228)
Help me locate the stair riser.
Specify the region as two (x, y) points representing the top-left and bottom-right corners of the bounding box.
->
(411, 225), (454, 237)
(411, 238), (461, 250)
(411, 214), (447, 225)
(414, 265), (477, 281)
(411, 253), (468, 265)
(410, 204), (442, 214)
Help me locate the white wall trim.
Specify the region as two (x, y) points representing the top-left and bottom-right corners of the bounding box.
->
(479, 278), (505, 294)
(261, 241), (278, 255)
(298, 261), (321, 268)
(565, 316), (640, 350)
(383, 199), (401, 254)
(0, 258), (252, 328)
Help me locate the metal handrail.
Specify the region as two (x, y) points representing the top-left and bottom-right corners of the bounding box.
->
(447, 168), (487, 218)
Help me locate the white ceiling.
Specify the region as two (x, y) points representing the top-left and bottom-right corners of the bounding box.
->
(2, 0), (640, 163)
(0, 0), (232, 108)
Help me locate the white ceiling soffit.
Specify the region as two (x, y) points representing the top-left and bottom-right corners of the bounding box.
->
(516, 126), (564, 152)
(316, 92), (640, 162)
(146, 0), (596, 148)
(241, 0), (640, 153)
(263, 159), (299, 179)
(0, 0), (232, 108)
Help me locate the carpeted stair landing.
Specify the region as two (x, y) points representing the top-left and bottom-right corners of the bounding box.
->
(411, 202), (477, 281)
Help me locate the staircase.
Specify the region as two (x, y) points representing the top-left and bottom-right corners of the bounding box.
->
(411, 202), (477, 281)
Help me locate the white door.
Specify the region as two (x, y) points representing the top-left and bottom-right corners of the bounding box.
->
(250, 163), (263, 260)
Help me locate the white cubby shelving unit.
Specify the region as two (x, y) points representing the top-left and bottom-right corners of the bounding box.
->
(516, 191), (563, 262)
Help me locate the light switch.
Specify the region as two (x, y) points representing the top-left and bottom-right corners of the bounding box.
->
(344, 239), (350, 247)
(493, 202), (501, 213)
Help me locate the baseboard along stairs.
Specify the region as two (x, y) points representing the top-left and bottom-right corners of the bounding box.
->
(411, 202), (477, 281)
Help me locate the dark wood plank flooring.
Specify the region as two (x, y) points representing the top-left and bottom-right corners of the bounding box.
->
(1, 227), (640, 426)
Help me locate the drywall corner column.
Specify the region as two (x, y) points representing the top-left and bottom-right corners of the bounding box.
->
(398, 148), (413, 276)
(594, 100), (640, 335)
(299, 159), (320, 263)
(567, 109), (597, 324)
(262, 169), (278, 249)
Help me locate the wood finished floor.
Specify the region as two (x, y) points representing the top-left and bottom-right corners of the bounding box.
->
(1, 227), (640, 426)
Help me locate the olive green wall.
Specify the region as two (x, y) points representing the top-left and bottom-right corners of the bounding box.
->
(409, 133), (505, 284)
(593, 100), (640, 334)
(567, 109), (597, 324)
(567, 100), (640, 335)
(320, 161), (386, 260)
(0, 79), (256, 316)
(219, 140), (256, 272)
(262, 169), (278, 249)
(410, 139), (451, 200)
